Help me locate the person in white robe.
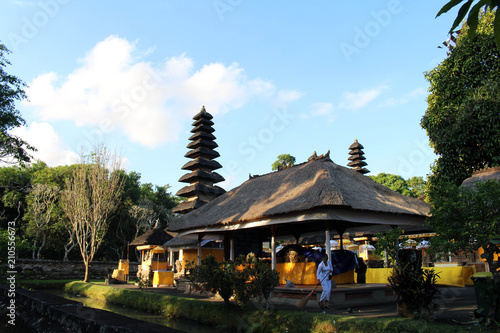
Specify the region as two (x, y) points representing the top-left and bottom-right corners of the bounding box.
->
(316, 253), (333, 308)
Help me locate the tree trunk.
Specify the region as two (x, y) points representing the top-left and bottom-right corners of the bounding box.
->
(63, 242), (76, 261)
(32, 239), (37, 260)
(397, 302), (415, 318)
(32, 229), (40, 259)
(36, 233), (46, 259)
(83, 261), (90, 282)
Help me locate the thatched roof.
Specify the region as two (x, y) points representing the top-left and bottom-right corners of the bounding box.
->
(168, 157), (429, 234)
(163, 236), (198, 248)
(461, 167), (500, 188)
(163, 236), (220, 250)
(130, 228), (174, 246)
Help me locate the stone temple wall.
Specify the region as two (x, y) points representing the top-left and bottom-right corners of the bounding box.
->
(11, 259), (138, 280)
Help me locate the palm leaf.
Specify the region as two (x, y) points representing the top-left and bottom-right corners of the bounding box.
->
(450, 0), (474, 33)
(436, 0), (467, 18)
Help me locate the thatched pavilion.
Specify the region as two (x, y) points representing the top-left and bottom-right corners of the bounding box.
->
(130, 228), (174, 248)
(163, 236), (224, 275)
(130, 228), (174, 282)
(167, 153), (430, 270)
(461, 166), (500, 188)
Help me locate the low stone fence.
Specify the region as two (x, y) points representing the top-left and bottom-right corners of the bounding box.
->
(11, 259), (139, 280)
(0, 283), (180, 332)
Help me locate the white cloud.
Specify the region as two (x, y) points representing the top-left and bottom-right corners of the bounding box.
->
(11, 122), (79, 166)
(26, 36), (294, 148)
(273, 89), (304, 109)
(311, 102), (334, 116)
(309, 102), (336, 122)
(338, 86), (387, 110)
(307, 87), (385, 120)
(378, 87), (426, 108)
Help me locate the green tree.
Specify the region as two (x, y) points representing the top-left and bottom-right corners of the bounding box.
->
(373, 227), (409, 267)
(0, 161), (46, 259)
(369, 173), (427, 198)
(421, 11), (500, 188)
(24, 183), (59, 259)
(437, 2), (500, 48)
(129, 199), (157, 239)
(272, 154), (296, 171)
(427, 179), (500, 323)
(138, 183), (178, 228)
(30, 163), (80, 260)
(0, 43), (35, 164)
(0, 160), (177, 262)
(102, 174), (179, 261)
(406, 176), (427, 199)
(0, 164), (32, 222)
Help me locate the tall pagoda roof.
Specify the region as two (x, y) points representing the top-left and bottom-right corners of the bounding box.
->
(172, 106), (225, 214)
(347, 139), (369, 174)
(181, 158), (223, 171)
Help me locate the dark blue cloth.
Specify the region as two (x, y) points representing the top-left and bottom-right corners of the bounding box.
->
(330, 250), (357, 274)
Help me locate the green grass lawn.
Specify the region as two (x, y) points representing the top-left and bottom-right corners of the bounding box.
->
(18, 279), (106, 290)
(61, 281), (491, 333)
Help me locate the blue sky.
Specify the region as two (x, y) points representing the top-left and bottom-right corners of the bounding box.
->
(0, 1), (458, 194)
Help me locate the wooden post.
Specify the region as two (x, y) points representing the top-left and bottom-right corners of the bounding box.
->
(270, 226), (277, 270)
(365, 241), (369, 263)
(325, 226), (332, 263)
(197, 234), (203, 265)
(179, 249), (184, 275)
(230, 236), (235, 261)
(169, 249), (174, 268)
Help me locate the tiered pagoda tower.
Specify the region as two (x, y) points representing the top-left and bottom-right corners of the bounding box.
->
(172, 106), (225, 214)
(347, 139), (370, 174)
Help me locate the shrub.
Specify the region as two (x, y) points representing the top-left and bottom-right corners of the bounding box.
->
(188, 255), (279, 308)
(188, 255), (234, 305)
(251, 259), (280, 310)
(388, 249), (440, 320)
